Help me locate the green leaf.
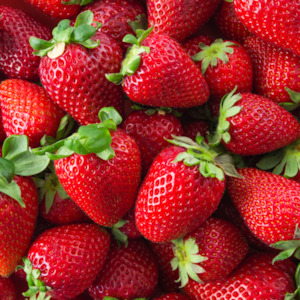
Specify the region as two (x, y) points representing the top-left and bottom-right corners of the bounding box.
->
(225, 106), (242, 118)
(0, 177), (25, 207)
(29, 37), (54, 53)
(123, 34), (139, 46)
(98, 107), (123, 126)
(256, 150), (285, 170)
(46, 147), (75, 160)
(105, 73), (124, 85)
(44, 189), (56, 214)
(71, 24), (97, 43)
(74, 10), (94, 27)
(0, 157), (15, 182)
(128, 14), (148, 33)
(96, 146), (115, 160)
(2, 135), (29, 160)
(111, 219), (129, 247)
(272, 248), (297, 264)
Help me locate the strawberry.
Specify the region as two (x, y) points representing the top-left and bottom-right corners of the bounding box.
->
(0, 6), (51, 81)
(153, 293), (190, 300)
(135, 135), (240, 243)
(19, 223), (111, 299)
(233, 0), (300, 56)
(83, 0), (147, 52)
(244, 35), (300, 104)
(147, 0), (222, 42)
(30, 10), (124, 125)
(88, 239), (159, 299)
(210, 88), (300, 156)
(0, 276), (16, 300)
(227, 168), (300, 245)
(182, 120), (210, 141)
(0, 79), (65, 147)
(181, 35), (212, 57)
(192, 39), (253, 100)
(122, 108), (183, 174)
(184, 252), (296, 299)
(106, 28), (210, 108)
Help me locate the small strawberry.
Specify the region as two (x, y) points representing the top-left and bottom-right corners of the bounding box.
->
(234, 0), (300, 56)
(30, 10), (124, 125)
(0, 6), (51, 81)
(210, 88), (300, 156)
(18, 223), (111, 299)
(244, 35), (300, 104)
(0, 276), (16, 300)
(227, 167), (300, 245)
(0, 79), (65, 147)
(147, 0), (222, 42)
(88, 239), (159, 299)
(106, 28), (210, 108)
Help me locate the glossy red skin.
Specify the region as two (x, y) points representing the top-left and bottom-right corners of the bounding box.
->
(0, 6), (51, 81)
(123, 33), (210, 108)
(184, 252), (296, 299)
(55, 129), (141, 227)
(225, 93), (300, 155)
(39, 31), (124, 125)
(135, 145), (225, 243)
(40, 193), (89, 226)
(84, 0), (146, 52)
(89, 239), (158, 299)
(213, 0), (251, 44)
(24, 0), (80, 18)
(244, 35), (300, 104)
(0, 276), (16, 300)
(122, 110), (183, 174)
(147, 0), (221, 42)
(153, 293), (190, 300)
(227, 168), (300, 245)
(118, 205), (142, 239)
(0, 79), (65, 147)
(27, 223), (111, 299)
(234, 0), (300, 56)
(182, 120), (210, 141)
(0, 176), (38, 277)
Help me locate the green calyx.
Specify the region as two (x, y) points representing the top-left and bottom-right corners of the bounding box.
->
(105, 27), (153, 85)
(167, 134), (242, 181)
(32, 107), (122, 161)
(111, 219), (129, 248)
(61, 0), (94, 6)
(171, 237), (208, 288)
(279, 87), (300, 111)
(208, 86), (242, 147)
(0, 135), (50, 208)
(256, 139), (300, 179)
(192, 39), (238, 74)
(29, 10), (101, 58)
(131, 103), (182, 117)
(127, 14), (148, 34)
(16, 257), (52, 300)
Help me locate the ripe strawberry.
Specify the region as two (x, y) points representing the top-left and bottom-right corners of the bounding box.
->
(192, 39), (253, 100)
(181, 35), (212, 57)
(31, 11), (124, 125)
(153, 293), (190, 300)
(244, 35), (300, 104)
(0, 6), (51, 81)
(20, 223), (111, 299)
(0, 79), (65, 147)
(210, 88), (300, 156)
(106, 29), (210, 108)
(227, 168), (300, 245)
(88, 239), (159, 299)
(233, 0), (300, 56)
(122, 108), (183, 174)
(147, 0), (222, 42)
(0, 276), (16, 300)
(83, 0), (146, 52)
(184, 252), (296, 299)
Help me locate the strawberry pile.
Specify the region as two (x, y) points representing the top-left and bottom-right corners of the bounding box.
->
(0, 0), (299, 299)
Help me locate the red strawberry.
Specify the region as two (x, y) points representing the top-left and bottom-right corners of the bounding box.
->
(0, 79), (65, 147)
(184, 252), (296, 299)
(147, 0), (222, 42)
(107, 29), (210, 108)
(181, 35), (212, 57)
(227, 168), (300, 245)
(20, 223), (111, 299)
(0, 276), (16, 300)
(83, 0), (146, 52)
(88, 239), (159, 299)
(210, 88), (300, 156)
(122, 108), (183, 174)
(213, 0), (251, 43)
(244, 35), (300, 104)
(233, 0), (300, 56)
(0, 6), (51, 81)
(153, 293), (190, 300)
(31, 11), (124, 125)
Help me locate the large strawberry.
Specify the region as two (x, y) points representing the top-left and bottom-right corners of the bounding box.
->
(30, 10), (124, 125)
(147, 0), (222, 42)
(210, 88), (300, 156)
(106, 28), (210, 108)
(33, 107), (141, 227)
(244, 35), (300, 104)
(18, 223), (111, 299)
(0, 6), (52, 81)
(227, 168), (300, 245)
(233, 0), (300, 56)
(0, 79), (65, 147)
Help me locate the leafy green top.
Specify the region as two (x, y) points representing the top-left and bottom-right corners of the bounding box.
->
(29, 10), (101, 58)
(279, 87), (300, 111)
(111, 219), (129, 248)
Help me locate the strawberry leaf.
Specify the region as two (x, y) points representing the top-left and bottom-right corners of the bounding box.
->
(0, 177), (24, 207)
(74, 9), (93, 26)
(62, 0), (94, 5)
(128, 14), (148, 33)
(98, 107), (122, 125)
(2, 135), (29, 160)
(111, 219), (129, 247)
(0, 157), (15, 182)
